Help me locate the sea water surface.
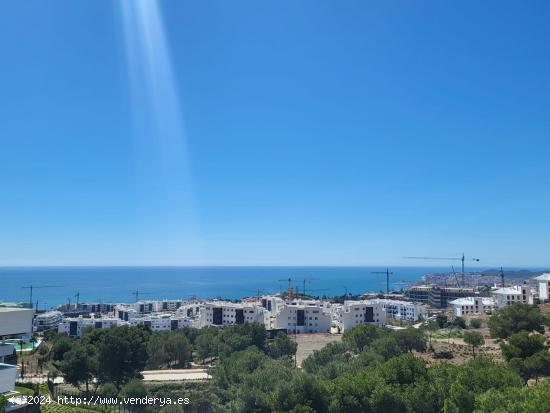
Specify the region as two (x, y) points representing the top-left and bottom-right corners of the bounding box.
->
(0, 266), (463, 308)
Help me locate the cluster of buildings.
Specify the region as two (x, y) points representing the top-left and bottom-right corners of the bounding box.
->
(52, 295), (426, 338)
(446, 283), (535, 317)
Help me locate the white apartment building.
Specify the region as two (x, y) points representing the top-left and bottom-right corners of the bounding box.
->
(128, 314), (194, 331)
(269, 300), (332, 334)
(0, 308), (34, 339)
(58, 316), (127, 337)
(372, 298), (426, 322)
(332, 300), (385, 333)
(33, 311), (63, 332)
(194, 301), (267, 328)
(493, 285), (533, 308)
(535, 273), (550, 302)
(449, 296), (496, 317)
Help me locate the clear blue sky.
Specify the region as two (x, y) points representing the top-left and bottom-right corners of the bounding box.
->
(1, 1), (550, 267)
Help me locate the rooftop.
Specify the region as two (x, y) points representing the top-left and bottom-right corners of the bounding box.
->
(493, 286), (522, 295)
(0, 307), (33, 313)
(535, 273), (550, 281)
(449, 297), (495, 306)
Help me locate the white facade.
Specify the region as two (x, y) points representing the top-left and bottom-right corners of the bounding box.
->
(58, 316), (127, 337)
(193, 301), (267, 328)
(0, 363), (19, 394)
(34, 311), (63, 332)
(0, 308), (34, 339)
(371, 298), (426, 322)
(493, 285), (533, 308)
(128, 314), (194, 331)
(269, 300), (332, 333)
(535, 273), (550, 302)
(332, 300), (385, 333)
(331, 299), (426, 333)
(449, 296), (495, 317)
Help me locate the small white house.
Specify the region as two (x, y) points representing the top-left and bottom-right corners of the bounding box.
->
(492, 285), (533, 308)
(449, 296), (495, 317)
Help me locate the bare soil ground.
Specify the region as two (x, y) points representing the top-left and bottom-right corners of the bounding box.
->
(419, 327), (503, 366)
(294, 333), (342, 366)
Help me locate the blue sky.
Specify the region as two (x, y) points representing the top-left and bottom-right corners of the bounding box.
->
(1, 1), (550, 266)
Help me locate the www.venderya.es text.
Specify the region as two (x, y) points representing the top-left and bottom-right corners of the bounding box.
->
(25, 395), (190, 407)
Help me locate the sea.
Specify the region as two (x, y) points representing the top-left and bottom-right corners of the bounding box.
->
(0, 266), (481, 309)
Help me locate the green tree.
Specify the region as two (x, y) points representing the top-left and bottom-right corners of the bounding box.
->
(371, 335), (403, 360)
(97, 382), (119, 398)
(146, 333), (169, 369)
(394, 328), (427, 353)
(452, 317), (467, 329)
(488, 303), (547, 339)
(436, 314), (448, 328)
(0, 395), (6, 413)
(522, 351), (550, 383)
(469, 318), (482, 329)
(50, 335), (74, 362)
(500, 331), (546, 361)
(342, 324), (379, 352)
(165, 331), (192, 367)
(120, 380), (148, 413)
(445, 357), (522, 413)
(195, 330), (218, 363)
(84, 325), (150, 386)
(462, 331), (484, 356)
(301, 342), (349, 374)
(268, 332), (298, 359)
(59, 343), (98, 393)
(422, 320), (438, 350)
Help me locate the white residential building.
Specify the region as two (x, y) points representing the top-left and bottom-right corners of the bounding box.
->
(128, 314), (194, 331)
(449, 296), (496, 317)
(193, 301), (267, 328)
(371, 298), (426, 322)
(33, 311), (63, 332)
(535, 273), (550, 302)
(493, 285), (533, 308)
(0, 308), (34, 339)
(332, 300), (385, 333)
(269, 300), (332, 334)
(58, 316), (127, 337)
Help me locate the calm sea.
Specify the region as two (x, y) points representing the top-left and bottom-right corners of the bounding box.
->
(0, 266), (467, 308)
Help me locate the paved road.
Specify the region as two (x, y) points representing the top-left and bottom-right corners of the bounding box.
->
(142, 368), (211, 381)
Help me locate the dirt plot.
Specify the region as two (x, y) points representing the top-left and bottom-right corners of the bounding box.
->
(294, 333), (342, 366)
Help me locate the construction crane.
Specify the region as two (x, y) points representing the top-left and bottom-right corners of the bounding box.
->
(21, 285), (63, 309)
(451, 266), (460, 287)
(371, 268), (394, 295)
(130, 290), (154, 302)
(294, 278), (320, 297)
(404, 253), (480, 287)
(480, 267), (505, 288)
(278, 278), (295, 300)
(74, 292), (81, 306)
